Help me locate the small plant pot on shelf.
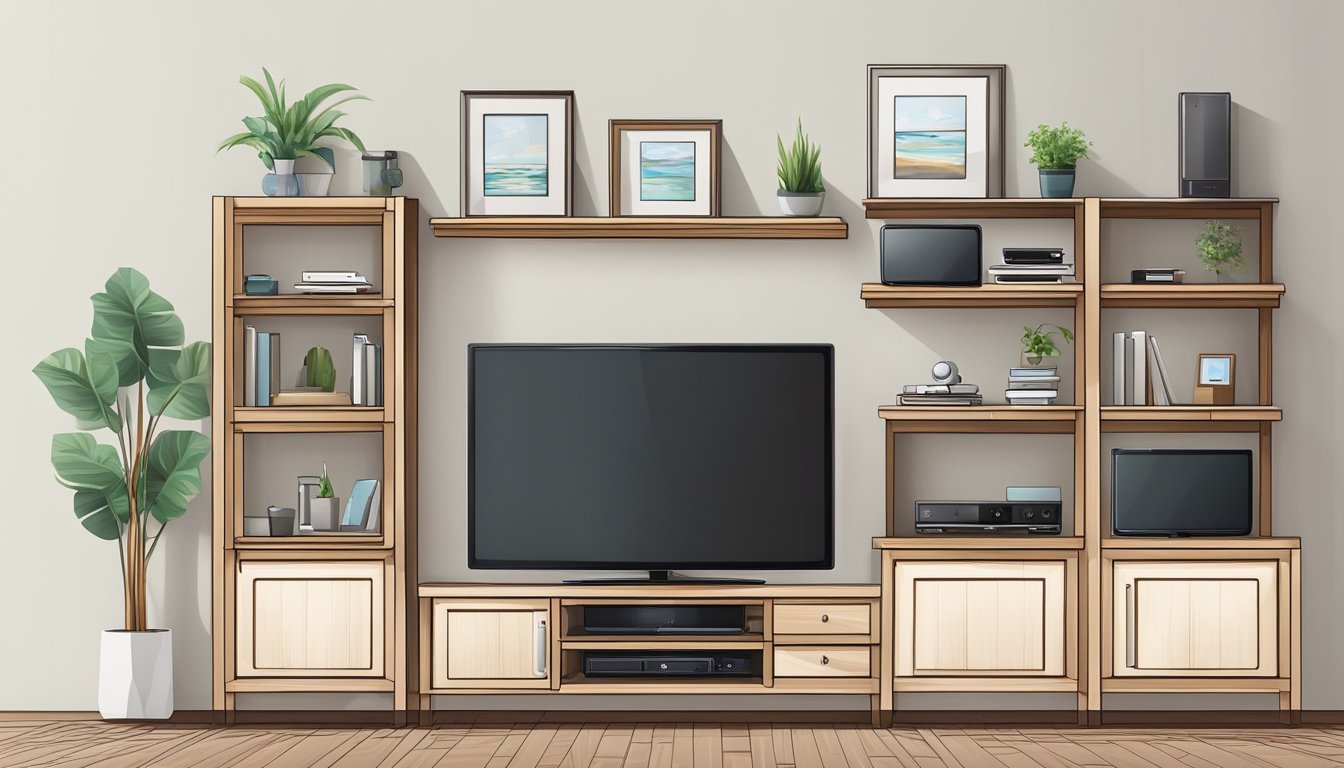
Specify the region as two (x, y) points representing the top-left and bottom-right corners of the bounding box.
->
(99, 629), (173, 719)
(777, 191), (825, 217)
(296, 171), (333, 196)
(262, 159), (300, 197)
(309, 497), (341, 531)
(1038, 169), (1076, 198)
(1021, 351), (1061, 368)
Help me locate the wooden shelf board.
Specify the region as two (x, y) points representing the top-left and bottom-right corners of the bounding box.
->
(232, 406), (386, 424)
(880, 405), (1081, 421)
(232, 420), (385, 434)
(1101, 406), (1281, 422)
(561, 640), (767, 651)
(874, 536), (1085, 551)
(419, 583), (880, 599)
(862, 283), (1082, 308)
(229, 196), (394, 226)
(892, 676), (1079, 693)
(234, 535), (386, 549)
(1102, 536), (1300, 550)
(1099, 197), (1277, 219)
(231, 295), (392, 311)
(556, 676), (875, 695)
(1101, 677), (1289, 694)
(1100, 283), (1284, 308)
(225, 677), (395, 693)
(561, 633), (766, 644)
(863, 198), (1082, 219)
(429, 216), (848, 239)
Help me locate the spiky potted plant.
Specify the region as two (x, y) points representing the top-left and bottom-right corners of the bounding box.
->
(1024, 122), (1092, 198)
(309, 462), (340, 531)
(217, 68), (369, 197)
(776, 119), (825, 216)
(33, 268), (211, 719)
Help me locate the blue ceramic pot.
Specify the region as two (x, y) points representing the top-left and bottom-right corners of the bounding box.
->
(262, 159), (300, 197)
(1038, 169), (1076, 198)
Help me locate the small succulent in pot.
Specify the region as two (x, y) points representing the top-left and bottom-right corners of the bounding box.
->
(776, 118), (824, 216)
(310, 462), (340, 531)
(1195, 220), (1245, 281)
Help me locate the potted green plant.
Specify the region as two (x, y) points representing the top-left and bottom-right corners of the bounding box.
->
(32, 268), (211, 719)
(1195, 220), (1245, 281)
(304, 346), (336, 392)
(1021, 323), (1074, 367)
(218, 68), (369, 197)
(1024, 122), (1092, 198)
(776, 119), (824, 216)
(309, 462), (340, 531)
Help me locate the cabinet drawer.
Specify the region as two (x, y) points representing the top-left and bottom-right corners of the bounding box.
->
(773, 604), (870, 635)
(432, 599), (551, 689)
(774, 646), (870, 678)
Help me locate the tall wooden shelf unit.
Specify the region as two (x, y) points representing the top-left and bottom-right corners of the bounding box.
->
(211, 197), (420, 724)
(864, 197), (1299, 726)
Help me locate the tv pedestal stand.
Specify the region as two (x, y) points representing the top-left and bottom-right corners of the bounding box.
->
(417, 581), (881, 724)
(563, 570), (767, 585)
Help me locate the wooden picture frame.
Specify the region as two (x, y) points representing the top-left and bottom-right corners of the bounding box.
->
(1193, 352), (1236, 405)
(461, 90), (574, 217)
(867, 65), (1005, 198)
(609, 119), (721, 216)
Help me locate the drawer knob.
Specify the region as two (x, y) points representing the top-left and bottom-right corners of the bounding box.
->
(821, 655), (830, 665)
(821, 614), (829, 623)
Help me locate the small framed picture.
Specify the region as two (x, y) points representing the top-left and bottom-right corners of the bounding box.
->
(867, 65), (1005, 198)
(1194, 353), (1236, 405)
(609, 120), (721, 216)
(461, 90), (574, 216)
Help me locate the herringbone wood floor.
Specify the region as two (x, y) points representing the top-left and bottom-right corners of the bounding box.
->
(0, 719), (1340, 767)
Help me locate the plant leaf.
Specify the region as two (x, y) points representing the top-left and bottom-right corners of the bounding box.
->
(73, 487), (130, 540)
(143, 430), (211, 524)
(90, 267), (184, 385)
(147, 341), (211, 419)
(51, 432), (126, 490)
(304, 346), (336, 392)
(33, 347), (122, 432)
(312, 146), (335, 169)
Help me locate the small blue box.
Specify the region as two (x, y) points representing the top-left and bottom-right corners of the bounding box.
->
(244, 274), (278, 296)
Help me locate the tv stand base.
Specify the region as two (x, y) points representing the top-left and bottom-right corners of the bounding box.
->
(563, 570), (767, 585)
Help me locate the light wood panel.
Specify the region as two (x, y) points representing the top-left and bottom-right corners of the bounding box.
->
(892, 561), (1066, 677)
(1111, 560), (1277, 677)
(773, 647), (870, 677)
(419, 583), (880, 599)
(431, 599), (550, 690)
(429, 216), (848, 239)
(1100, 283), (1284, 308)
(1098, 196), (1278, 219)
(235, 559), (385, 677)
(862, 283), (1082, 309)
(863, 197), (1082, 218)
(773, 604), (870, 636)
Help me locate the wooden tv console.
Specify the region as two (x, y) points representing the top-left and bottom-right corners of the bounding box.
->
(417, 583), (882, 724)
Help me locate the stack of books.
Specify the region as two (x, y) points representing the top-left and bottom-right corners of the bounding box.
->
(294, 271), (373, 294)
(988, 248), (1074, 284)
(1005, 366), (1060, 405)
(352, 333), (384, 407)
(1114, 330), (1174, 405)
(898, 382), (982, 407)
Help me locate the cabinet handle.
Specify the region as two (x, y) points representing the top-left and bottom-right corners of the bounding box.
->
(534, 616), (548, 677)
(821, 614), (830, 623)
(821, 655), (830, 666)
(1125, 584), (1136, 668)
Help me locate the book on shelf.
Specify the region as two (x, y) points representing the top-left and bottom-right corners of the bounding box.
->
(1009, 367), (1058, 378)
(253, 332), (281, 407)
(293, 282), (373, 294)
(243, 325), (257, 407)
(1008, 378), (1060, 389)
(1005, 389), (1060, 399)
(341, 479), (381, 531)
(1147, 334), (1174, 406)
(1002, 397), (1054, 405)
(902, 383), (981, 395)
(271, 390), (354, 407)
(301, 271), (367, 283)
(352, 333), (383, 407)
(897, 394), (983, 406)
(1112, 330), (1149, 405)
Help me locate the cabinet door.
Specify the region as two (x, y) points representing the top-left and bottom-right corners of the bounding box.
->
(1112, 561), (1277, 677)
(432, 599), (551, 689)
(236, 560), (385, 677)
(894, 561), (1066, 677)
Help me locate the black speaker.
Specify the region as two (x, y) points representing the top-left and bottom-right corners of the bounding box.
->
(1179, 92), (1231, 198)
(879, 225), (981, 286)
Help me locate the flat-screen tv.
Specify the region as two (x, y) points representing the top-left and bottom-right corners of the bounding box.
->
(469, 344), (834, 576)
(1111, 449), (1252, 536)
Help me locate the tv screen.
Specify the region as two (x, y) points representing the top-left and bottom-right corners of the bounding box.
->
(469, 344), (834, 571)
(1111, 449), (1252, 536)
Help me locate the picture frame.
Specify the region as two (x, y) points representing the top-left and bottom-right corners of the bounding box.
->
(461, 90), (574, 217)
(609, 119), (721, 216)
(867, 65), (1005, 199)
(1194, 353), (1236, 405)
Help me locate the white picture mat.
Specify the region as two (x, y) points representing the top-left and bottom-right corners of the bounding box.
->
(466, 96), (568, 215)
(620, 129), (712, 215)
(876, 76), (987, 198)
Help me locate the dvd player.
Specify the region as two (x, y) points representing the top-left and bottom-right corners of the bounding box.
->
(915, 500), (1062, 534)
(583, 651), (754, 677)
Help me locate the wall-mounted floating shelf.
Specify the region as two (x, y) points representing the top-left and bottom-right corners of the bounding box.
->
(1099, 283), (1284, 309)
(861, 283), (1083, 308)
(429, 216), (848, 239)
(862, 198), (1082, 219)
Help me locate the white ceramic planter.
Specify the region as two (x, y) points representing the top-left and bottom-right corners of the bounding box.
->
(309, 497), (341, 531)
(777, 191), (824, 217)
(99, 629), (173, 719)
(272, 158), (296, 175)
(297, 172), (333, 196)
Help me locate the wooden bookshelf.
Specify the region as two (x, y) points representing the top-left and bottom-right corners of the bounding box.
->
(211, 197), (419, 725)
(429, 216), (848, 239)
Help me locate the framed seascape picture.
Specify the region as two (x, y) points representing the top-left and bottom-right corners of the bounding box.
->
(867, 65), (1005, 198)
(461, 90), (574, 216)
(609, 120), (721, 216)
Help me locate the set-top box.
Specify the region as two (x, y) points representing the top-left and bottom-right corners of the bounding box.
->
(915, 500), (1061, 535)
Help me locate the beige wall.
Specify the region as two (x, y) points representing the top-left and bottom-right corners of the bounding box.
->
(1, 0), (1341, 711)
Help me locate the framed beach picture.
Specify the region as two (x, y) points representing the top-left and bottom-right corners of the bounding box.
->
(461, 90), (573, 216)
(867, 66), (1004, 198)
(609, 120), (721, 216)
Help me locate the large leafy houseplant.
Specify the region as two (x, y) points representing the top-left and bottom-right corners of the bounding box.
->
(33, 268), (211, 632)
(217, 67), (368, 171)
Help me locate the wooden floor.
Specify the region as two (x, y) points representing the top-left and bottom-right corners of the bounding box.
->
(1, 720), (1341, 768)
